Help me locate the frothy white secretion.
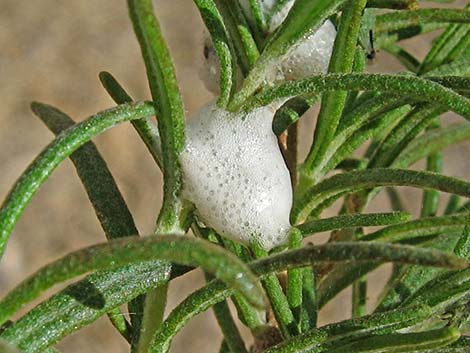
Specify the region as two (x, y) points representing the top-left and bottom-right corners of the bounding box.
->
(199, 0), (336, 92)
(180, 102), (293, 250)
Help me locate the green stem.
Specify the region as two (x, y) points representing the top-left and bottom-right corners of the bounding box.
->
(300, 267), (317, 332)
(135, 285), (169, 353)
(211, 299), (248, 353)
(287, 229), (303, 328)
(351, 277), (367, 318)
(251, 242), (298, 339)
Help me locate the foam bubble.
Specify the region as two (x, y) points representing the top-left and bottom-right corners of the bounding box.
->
(281, 20), (336, 79)
(180, 101), (292, 250)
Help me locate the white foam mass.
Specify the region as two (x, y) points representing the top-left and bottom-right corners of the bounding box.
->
(180, 102), (293, 250)
(281, 20), (336, 80)
(199, 0), (336, 93)
(268, 0), (336, 79)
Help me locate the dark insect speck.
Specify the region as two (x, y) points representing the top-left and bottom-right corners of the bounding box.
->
(367, 30), (376, 60)
(203, 44), (210, 59)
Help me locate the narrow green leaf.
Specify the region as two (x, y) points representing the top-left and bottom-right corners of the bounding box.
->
(370, 103), (444, 168)
(211, 300), (248, 353)
(317, 262), (379, 309)
(421, 124), (442, 218)
(455, 226), (470, 260)
(393, 124), (470, 169)
(127, 3), (189, 347)
(418, 21), (470, 75)
(446, 195), (462, 215)
(0, 101), (155, 259)
(303, 0), (367, 181)
(402, 268), (470, 313)
(107, 308), (132, 343)
(342, 47), (367, 113)
(320, 105), (412, 181)
(363, 213), (470, 242)
(215, 0), (260, 74)
(31, 102), (139, 241)
(246, 0), (267, 38)
(307, 93), (407, 181)
(300, 267), (317, 331)
(375, 9), (470, 33)
(99, 71), (163, 168)
(376, 22), (445, 48)
(386, 187), (407, 212)
(128, 0), (187, 234)
(272, 95), (318, 136)
(326, 327), (460, 353)
(425, 57), (470, 77)
(352, 276), (367, 318)
(298, 212), (411, 237)
(247, 74), (470, 120)
(0, 262), (188, 353)
(293, 169), (470, 223)
(377, 233), (461, 312)
(263, 305), (432, 353)
(219, 341), (230, 353)
(194, 0), (237, 107)
(324, 233), (461, 312)
(336, 158), (368, 171)
(255, 242), (468, 274)
(0, 235), (267, 326)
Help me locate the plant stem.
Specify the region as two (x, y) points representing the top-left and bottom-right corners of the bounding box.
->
(287, 229), (303, 328)
(251, 242), (298, 339)
(135, 285), (168, 353)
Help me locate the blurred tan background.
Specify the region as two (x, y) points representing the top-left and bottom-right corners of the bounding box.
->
(0, 0), (468, 352)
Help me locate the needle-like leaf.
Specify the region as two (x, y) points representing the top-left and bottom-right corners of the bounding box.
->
(0, 235), (266, 326)
(194, 0), (237, 107)
(0, 262), (190, 353)
(128, 0), (187, 234)
(0, 101), (155, 259)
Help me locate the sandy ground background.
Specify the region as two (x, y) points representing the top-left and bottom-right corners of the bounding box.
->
(0, 0), (468, 352)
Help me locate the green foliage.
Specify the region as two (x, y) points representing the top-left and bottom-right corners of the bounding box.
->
(1, 0), (470, 352)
